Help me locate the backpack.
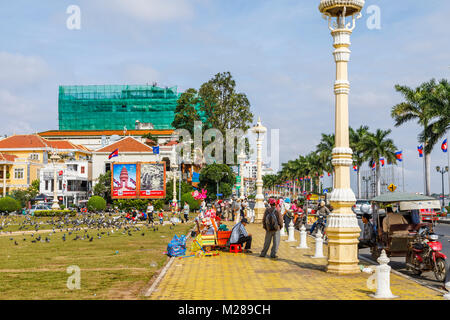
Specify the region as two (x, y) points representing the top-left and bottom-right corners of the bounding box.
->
(265, 208), (278, 232)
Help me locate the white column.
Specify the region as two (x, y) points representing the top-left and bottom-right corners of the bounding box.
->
(3, 165), (6, 197)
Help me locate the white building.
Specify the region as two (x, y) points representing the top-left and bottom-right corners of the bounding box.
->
(40, 159), (92, 207)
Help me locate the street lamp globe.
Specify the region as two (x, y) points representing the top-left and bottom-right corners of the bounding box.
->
(436, 166), (441, 172)
(319, 0), (365, 17)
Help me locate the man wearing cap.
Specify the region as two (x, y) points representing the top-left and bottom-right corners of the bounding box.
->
(260, 198), (283, 259)
(229, 217), (252, 253)
(310, 201), (330, 235)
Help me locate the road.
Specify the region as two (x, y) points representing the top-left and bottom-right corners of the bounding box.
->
(357, 219), (450, 291)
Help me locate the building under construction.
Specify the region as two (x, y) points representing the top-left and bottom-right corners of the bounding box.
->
(58, 85), (181, 131)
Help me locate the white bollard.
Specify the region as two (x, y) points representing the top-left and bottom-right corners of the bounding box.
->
(444, 278), (450, 300)
(280, 223), (287, 237)
(286, 220), (296, 242)
(296, 224), (309, 249)
(312, 229), (325, 258)
(370, 250), (398, 299)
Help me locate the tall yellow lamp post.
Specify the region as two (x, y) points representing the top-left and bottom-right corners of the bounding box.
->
(319, 0), (365, 274)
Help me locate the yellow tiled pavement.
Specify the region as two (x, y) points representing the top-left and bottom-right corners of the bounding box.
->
(149, 223), (443, 300)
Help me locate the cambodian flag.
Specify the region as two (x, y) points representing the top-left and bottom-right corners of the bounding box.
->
(442, 139), (448, 153)
(417, 145), (424, 158)
(108, 148), (119, 159)
(328, 172), (331, 176)
(353, 165), (358, 172)
(113, 179), (120, 186)
(380, 157), (385, 167)
(395, 151), (403, 162)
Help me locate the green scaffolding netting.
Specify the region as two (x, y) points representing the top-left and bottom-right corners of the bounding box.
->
(58, 85), (181, 131)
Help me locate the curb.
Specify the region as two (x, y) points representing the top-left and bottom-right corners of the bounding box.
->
(303, 233), (446, 296)
(144, 225), (195, 298)
(437, 219), (450, 225)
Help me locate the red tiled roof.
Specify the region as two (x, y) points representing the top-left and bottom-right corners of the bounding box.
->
(0, 153), (17, 162)
(96, 137), (154, 153)
(0, 135), (49, 149)
(0, 134), (90, 153)
(164, 140), (179, 146)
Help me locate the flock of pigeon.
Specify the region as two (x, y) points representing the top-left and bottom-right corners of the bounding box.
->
(0, 213), (179, 246)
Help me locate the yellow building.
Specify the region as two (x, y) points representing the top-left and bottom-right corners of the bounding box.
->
(0, 135), (91, 197)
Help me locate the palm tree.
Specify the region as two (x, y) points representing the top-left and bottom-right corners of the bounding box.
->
(391, 81), (436, 195)
(316, 133), (335, 188)
(360, 129), (398, 196)
(421, 79), (450, 152)
(350, 125), (369, 199)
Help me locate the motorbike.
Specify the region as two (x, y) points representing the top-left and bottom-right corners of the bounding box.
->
(406, 225), (448, 282)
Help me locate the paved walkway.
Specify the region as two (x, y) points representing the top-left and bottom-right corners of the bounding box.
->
(148, 223), (444, 300)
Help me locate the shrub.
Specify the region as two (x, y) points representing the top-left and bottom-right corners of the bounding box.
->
(0, 196), (21, 213)
(181, 192), (200, 211)
(87, 196), (106, 212)
(34, 210), (76, 217)
(153, 199), (165, 211)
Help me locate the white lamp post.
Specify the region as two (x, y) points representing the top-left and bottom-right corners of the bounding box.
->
(251, 118), (267, 223)
(50, 151), (61, 210)
(238, 150), (246, 200)
(319, 0), (364, 274)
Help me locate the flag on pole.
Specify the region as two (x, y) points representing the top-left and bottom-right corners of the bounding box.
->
(353, 165), (358, 172)
(108, 148), (119, 159)
(380, 157), (385, 167)
(328, 172), (331, 176)
(395, 151), (403, 162)
(442, 139), (448, 153)
(417, 145), (424, 158)
(152, 146), (160, 154)
(371, 161), (376, 170)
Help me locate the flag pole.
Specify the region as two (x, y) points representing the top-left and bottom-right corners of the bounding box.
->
(447, 136), (449, 206)
(402, 158), (405, 193)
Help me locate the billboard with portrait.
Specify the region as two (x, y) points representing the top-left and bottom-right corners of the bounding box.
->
(111, 163), (138, 199)
(139, 162), (166, 199)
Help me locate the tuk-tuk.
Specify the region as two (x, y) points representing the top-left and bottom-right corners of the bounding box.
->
(368, 193), (441, 260)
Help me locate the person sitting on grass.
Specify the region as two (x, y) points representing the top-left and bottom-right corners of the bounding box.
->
(229, 217), (252, 253)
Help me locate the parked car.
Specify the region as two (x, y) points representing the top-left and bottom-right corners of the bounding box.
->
(352, 200), (372, 217)
(28, 204), (52, 216)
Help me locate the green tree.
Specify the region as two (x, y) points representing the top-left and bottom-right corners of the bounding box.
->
(421, 79), (450, 152)
(142, 132), (157, 146)
(172, 88), (203, 136)
(349, 126), (369, 199)
(87, 196), (106, 212)
(93, 171), (111, 203)
(0, 196), (20, 213)
(199, 163), (235, 201)
(359, 129), (398, 196)
(10, 179), (40, 208)
(181, 192), (200, 211)
(391, 81), (436, 195)
(165, 179), (193, 204)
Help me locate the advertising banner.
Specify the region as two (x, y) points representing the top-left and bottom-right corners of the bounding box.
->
(139, 162), (166, 199)
(111, 163), (138, 199)
(111, 162), (166, 199)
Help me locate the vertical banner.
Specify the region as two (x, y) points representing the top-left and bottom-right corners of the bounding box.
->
(139, 162), (166, 199)
(111, 163), (138, 199)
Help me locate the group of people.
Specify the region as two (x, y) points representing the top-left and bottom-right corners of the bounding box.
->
(227, 197), (332, 258)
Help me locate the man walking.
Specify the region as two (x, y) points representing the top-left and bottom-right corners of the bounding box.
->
(260, 198), (283, 259)
(146, 201), (154, 225)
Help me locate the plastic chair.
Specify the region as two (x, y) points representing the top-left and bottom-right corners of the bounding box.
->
(229, 244), (242, 253)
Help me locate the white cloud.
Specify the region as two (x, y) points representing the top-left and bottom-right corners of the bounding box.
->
(101, 0), (194, 22)
(0, 52), (50, 89)
(122, 64), (161, 84)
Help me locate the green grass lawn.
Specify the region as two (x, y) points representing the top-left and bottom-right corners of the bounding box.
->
(0, 221), (194, 300)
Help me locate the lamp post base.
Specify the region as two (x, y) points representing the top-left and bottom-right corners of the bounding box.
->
(52, 201), (60, 211)
(326, 226), (361, 274)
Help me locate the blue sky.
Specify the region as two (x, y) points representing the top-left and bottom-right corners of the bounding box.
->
(0, 0), (449, 194)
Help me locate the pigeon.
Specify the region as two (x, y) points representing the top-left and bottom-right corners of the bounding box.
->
(89, 237), (93, 242)
(14, 241), (18, 245)
(141, 233), (145, 236)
